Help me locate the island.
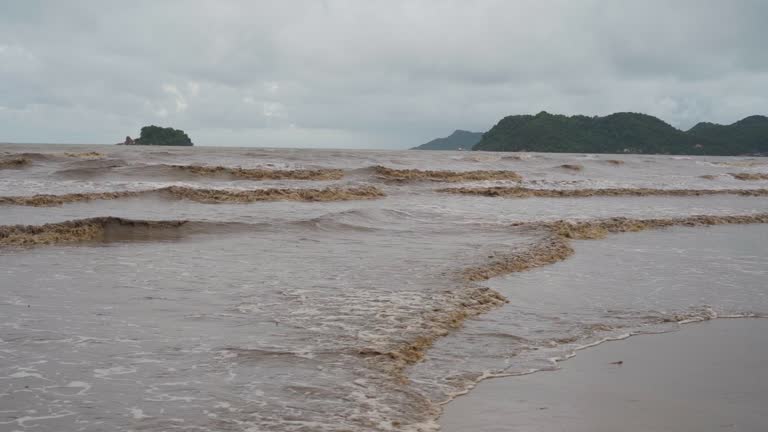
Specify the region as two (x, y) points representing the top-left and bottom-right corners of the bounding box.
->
(121, 125), (193, 146)
(472, 112), (768, 155)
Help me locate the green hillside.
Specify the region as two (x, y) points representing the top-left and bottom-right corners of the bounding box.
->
(687, 115), (768, 155)
(473, 112), (767, 155)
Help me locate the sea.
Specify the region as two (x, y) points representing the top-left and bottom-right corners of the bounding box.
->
(1, 143), (767, 431)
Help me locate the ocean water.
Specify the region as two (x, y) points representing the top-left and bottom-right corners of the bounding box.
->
(1, 144), (767, 431)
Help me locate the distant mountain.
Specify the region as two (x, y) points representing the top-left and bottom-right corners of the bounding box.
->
(412, 130), (483, 150)
(472, 112), (768, 155)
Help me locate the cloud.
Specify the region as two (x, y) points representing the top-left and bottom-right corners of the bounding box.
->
(1, 0), (766, 147)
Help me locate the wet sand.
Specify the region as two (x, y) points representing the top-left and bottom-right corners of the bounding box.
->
(440, 318), (768, 432)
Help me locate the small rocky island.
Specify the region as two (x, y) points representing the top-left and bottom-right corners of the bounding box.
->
(120, 125), (193, 146)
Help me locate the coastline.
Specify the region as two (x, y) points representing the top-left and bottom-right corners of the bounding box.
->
(439, 318), (768, 432)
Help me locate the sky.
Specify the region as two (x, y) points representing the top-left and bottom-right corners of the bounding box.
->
(1, 0), (767, 148)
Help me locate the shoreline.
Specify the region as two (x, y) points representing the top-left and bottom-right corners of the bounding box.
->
(439, 318), (768, 432)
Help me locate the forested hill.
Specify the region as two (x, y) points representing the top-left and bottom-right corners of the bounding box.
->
(412, 130), (483, 150)
(687, 115), (768, 155)
(472, 112), (768, 155)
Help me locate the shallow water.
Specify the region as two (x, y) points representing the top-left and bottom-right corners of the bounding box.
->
(1, 144), (767, 431)
(412, 224), (768, 404)
(441, 318), (768, 432)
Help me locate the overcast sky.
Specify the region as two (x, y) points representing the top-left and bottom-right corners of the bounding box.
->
(1, 1), (766, 148)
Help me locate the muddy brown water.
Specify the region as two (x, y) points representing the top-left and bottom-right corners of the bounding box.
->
(1, 144), (767, 431)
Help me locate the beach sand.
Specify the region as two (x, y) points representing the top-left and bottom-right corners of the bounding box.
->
(440, 318), (768, 432)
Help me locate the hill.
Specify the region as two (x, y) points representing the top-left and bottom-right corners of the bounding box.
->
(473, 112), (767, 155)
(687, 115), (768, 155)
(412, 130), (482, 150)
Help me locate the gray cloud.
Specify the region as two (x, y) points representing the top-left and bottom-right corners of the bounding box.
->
(1, 0), (766, 147)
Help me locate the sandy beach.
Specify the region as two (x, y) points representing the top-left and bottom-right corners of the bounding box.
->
(440, 318), (768, 432)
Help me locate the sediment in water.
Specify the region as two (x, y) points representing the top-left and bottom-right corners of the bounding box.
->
(1, 152), (55, 162)
(368, 212), (768, 379)
(437, 186), (768, 198)
(362, 285), (508, 378)
(0, 217), (188, 246)
(541, 213), (768, 240)
(558, 164), (584, 171)
(373, 165), (522, 182)
(63, 152), (104, 158)
(162, 185), (384, 203)
(731, 172), (768, 181)
(714, 161), (767, 167)
(0, 157), (30, 169)
(0, 185), (386, 206)
(462, 233), (574, 282)
(604, 159), (624, 165)
(168, 164), (344, 180)
(0, 190), (147, 206)
(4, 210), (768, 403)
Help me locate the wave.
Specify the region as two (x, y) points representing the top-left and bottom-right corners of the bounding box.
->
(500, 154), (529, 160)
(303, 208), (420, 229)
(62, 152), (104, 159)
(355, 212), (768, 379)
(557, 163), (584, 171)
(0, 217), (187, 247)
(437, 186), (768, 198)
(543, 213), (768, 240)
(2, 210), (417, 247)
(360, 285), (507, 377)
(458, 154), (501, 163)
(372, 165), (522, 182)
(3, 211), (768, 430)
(0, 185), (385, 207)
(167, 164), (344, 180)
(162, 185), (384, 203)
(0, 157), (31, 169)
(52, 160), (129, 178)
(0, 217), (267, 247)
(1, 151), (102, 163)
(462, 233), (573, 282)
(731, 172), (768, 180)
(7, 212), (763, 253)
(1, 152), (57, 162)
(711, 160), (768, 168)
(53, 163), (345, 181)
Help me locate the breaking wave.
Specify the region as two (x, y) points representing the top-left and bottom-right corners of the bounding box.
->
(0, 185), (385, 206)
(53, 163), (346, 181)
(168, 164), (345, 180)
(731, 172), (768, 180)
(437, 186), (768, 198)
(540, 213), (768, 239)
(0, 157), (31, 169)
(0, 217), (189, 246)
(342, 213), (768, 377)
(372, 165), (522, 182)
(557, 163), (584, 171)
(710, 160), (768, 167)
(2, 207), (768, 430)
(1, 152), (57, 161)
(63, 151), (104, 158)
